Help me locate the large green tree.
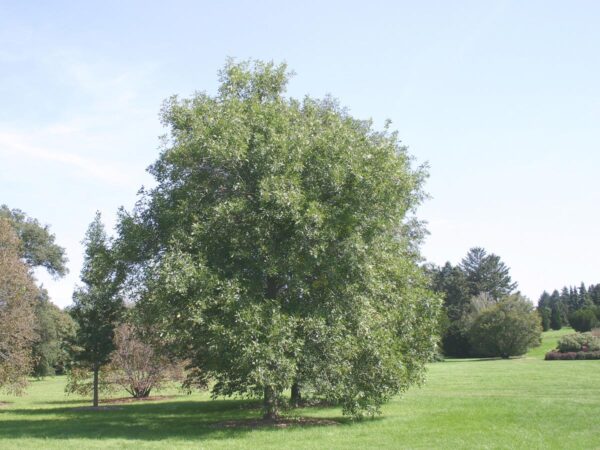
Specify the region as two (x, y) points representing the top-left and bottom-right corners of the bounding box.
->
(70, 213), (124, 407)
(116, 60), (441, 419)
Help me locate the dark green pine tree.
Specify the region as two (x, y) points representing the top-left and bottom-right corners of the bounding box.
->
(431, 262), (472, 356)
(537, 291), (552, 332)
(70, 212), (124, 407)
(561, 286), (572, 313)
(459, 247), (517, 300)
(538, 291), (551, 309)
(589, 284), (600, 306)
(578, 282), (590, 308)
(549, 290), (563, 330)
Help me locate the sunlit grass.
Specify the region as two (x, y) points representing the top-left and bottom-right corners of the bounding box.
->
(1, 329), (598, 449)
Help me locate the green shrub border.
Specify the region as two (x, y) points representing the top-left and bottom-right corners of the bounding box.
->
(545, 350), (600, 360)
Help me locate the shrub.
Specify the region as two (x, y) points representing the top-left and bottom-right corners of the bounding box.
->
(545, 351), (577, 360)
(442, 321), (472, 357)
(576, 351), (600, 360)
(568, 308), (599, 332)
(556, 332), (600, 353)
(545, 350), (600, 360)
(469, 294), (542, 358)
(105, 323), (187, 398)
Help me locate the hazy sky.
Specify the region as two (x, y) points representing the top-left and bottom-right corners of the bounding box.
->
(1, 1), (599, 308)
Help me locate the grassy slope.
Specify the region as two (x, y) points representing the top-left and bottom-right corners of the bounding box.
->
(1, 328), (598, 449)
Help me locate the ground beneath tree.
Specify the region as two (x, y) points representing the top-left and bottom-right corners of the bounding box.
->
(71, 395), (175, 411)
(211, 417), (340, 429)
(101, 395), (175, 404)
(71, 405), (124, 411)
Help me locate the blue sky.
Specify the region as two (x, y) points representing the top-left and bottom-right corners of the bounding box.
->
(1, 1), (599, 307)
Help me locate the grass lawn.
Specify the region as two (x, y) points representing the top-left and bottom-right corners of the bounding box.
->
(1, 328), (598, 449)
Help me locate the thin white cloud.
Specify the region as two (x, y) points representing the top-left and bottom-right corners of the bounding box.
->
(0, 131), (134, 187)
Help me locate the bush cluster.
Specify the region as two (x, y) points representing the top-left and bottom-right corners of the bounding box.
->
(568, 308), (600, 332)
(545, 351), (600, 360)
(556, 332), (600, 353)
(545, 331), (600, 360)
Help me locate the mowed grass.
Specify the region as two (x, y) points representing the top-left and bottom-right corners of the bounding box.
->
(1, 328), (599, 449)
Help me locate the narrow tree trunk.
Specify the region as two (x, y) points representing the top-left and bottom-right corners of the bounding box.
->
(263, 386), (279, 420)
(263, 277), (280, 420)
(92, 365), (99, 407)
(290, 381), (301, 407)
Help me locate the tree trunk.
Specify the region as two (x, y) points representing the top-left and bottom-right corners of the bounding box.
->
(290, 381), (301, 407)
(263, 277), (281, 420)
(263, 386), (279, 420)
(92, 365), (99, 407)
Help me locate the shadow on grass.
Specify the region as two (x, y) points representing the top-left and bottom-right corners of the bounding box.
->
(442, 357), (523, 363)
(36, 399), (94, 405)
(0, 398), (346, 442)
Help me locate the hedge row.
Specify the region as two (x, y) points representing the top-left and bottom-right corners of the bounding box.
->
(545, 350), (600, 360)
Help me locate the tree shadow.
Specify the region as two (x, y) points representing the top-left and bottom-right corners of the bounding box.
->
(442, 357), (516, 363)
(35, 399), (91, 405)
(0, 398), (345, 442)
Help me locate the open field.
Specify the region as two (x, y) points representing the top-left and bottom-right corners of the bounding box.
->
(1, 328), (599, 449)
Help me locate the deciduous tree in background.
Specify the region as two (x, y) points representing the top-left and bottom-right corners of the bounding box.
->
(432, 247), (518, 357)
(0, 205), (68, 278)
(469, 294), (542, 358)
(70, 212), (124, 407)
(116, 60), (441, 419)
(0, 219), (37, 393)
(32, 289), (77, 377)
(106, 322), (185, 398)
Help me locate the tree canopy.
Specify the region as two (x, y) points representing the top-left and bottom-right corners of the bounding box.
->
(0, 205), (68, 278)
(537, 283), (600, 330)
(116, 59), (441, 418)
(460, 247), (517, 300)
(0, 218), (37, 393)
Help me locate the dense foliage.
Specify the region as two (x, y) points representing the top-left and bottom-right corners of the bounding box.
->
(568, 308), (599, 332)
(0, 205), (68, 277)
(115, 60), (441, 418)
(0, 219), (37, 393)
(538, 283), (600, 330)
(468, 294), (542, 358)
(0, 206), (73, 381)
(31, 290), (77, 377)
(556, 332), (600, 353)
(431, 247), (518, 356)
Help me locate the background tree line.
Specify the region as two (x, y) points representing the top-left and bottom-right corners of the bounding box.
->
(537, 283), (600, 332)
(0, 205), (75, 391)
(429, 247), (541, 358)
